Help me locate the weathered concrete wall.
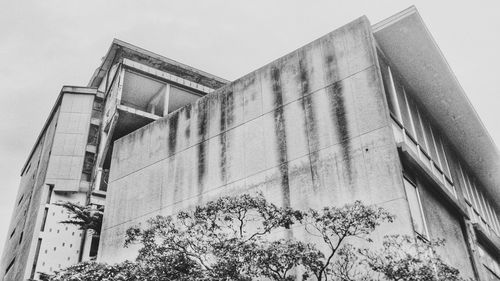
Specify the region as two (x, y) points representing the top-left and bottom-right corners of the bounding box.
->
(419, 182), (475, 279)
(99, 16), (413, 263)
(45, 94), (94, 192)
(0, 107), (59, 281)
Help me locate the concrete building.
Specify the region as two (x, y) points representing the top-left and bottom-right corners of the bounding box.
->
(98, 7), (500, 281)
(2, 6), (499, 281)
(0, 40), (227, 280)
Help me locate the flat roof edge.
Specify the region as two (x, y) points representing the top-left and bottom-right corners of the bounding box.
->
(88, 39), (230, 89)
(112, 39), (229, 84)
(20, 86), (97, 175)
(372, 5), (417, 32)
(373, 6), (500, 202)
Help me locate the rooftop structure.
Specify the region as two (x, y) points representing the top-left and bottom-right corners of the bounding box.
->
(0, 39), (227, 281)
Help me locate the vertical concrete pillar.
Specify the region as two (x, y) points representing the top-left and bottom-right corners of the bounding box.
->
(163, 84), (171, 116)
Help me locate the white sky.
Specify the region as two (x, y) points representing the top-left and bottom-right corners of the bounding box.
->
(0, 0), (499, 257)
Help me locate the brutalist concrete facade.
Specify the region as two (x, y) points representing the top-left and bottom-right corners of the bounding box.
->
(98, 7), (500, 281)
(3, 6), (500, 281)
(0, 87), (100, 281)
(0, 39), (227, 280)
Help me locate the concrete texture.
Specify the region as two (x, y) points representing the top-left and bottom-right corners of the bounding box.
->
(3, 9), (493, 280)
(46, 94), (94, 192)
(0, 91), (96, 280)
(419, 183), (475, 279)
(99, 16), (414, 263)
(0, 106), (59, 281)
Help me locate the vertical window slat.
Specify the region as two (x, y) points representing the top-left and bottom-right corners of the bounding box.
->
(403, 177), (428, 237)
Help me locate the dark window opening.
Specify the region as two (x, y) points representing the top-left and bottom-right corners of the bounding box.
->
(18, 232), (23, 245)
(89, 235), (100, 258)
(91, 97), (104, 119)
(87, 124), (99, 146)
(100, 169), (109, 192)
(22, 163), (31, 177)
(9, 228), (15, 239)
(82, 152), (95, 182)
(17, 194), (24, 206)
(40, 207), (48, 232)
(46, 185), (54, 204)
(5, 257), (15, 274)
(30, 238), (42, 279)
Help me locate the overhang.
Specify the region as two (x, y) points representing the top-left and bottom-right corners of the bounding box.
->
(87, 39), (229, 90)
(373, 6), (500, 205)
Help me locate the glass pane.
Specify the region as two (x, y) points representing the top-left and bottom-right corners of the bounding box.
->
(423, 121), (440, 165)
(404, 178), (426, 236)
(394, 79), (413, 134)
(435, 133), (451, 178)
(471, 180), (487, 220)
(379, 56), (399, 118)
(458, 164), (472, 202)
(467, 174), (480, 212)
(410, 101), (426, 147)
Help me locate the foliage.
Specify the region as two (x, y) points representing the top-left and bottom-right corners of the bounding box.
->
(47, 194), (468, 281)
(124, 193), (304, 280)
(48, 261), (140, 281)
(54, 201), (104, 233)
(301, 201), (394, 280)
(360, 235), (470, 281)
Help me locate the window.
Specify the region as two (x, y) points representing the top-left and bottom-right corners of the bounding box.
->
(18, 232), (23, 245)
(46, 185), (54, 204)
(40, 207), (48, 232)
(17, 194), (24, 206)
(82, 152), (95, 182)
(378, 54), (454, 184)
(22, 163), (31, 176)
(30, 238), (42, 279)
(9, 228), (15, 239)
(459, 163), (500, 236)
(5, 257), (15, 274)
(403, 176), (428, 238)
(87, 124), (99, 146)
(478, 244), (500, 278)
(379, 53), (399, 119)
(90, 235), (100, 257)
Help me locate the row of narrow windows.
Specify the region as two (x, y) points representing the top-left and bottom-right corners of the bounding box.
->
(458, 162), (500, 235)
(378, 52), (500, 238)
(478, 244), (500, 279)
(379, 53), (453, 181)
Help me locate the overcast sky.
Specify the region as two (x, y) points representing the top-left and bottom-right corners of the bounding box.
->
(1, 0), (499, 256)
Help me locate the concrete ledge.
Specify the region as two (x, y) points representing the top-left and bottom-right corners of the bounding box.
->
(398, 142), (469, 218)
(473, 223), (500, 255)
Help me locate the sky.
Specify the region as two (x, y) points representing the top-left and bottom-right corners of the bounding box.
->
(0, 0), (499, 257)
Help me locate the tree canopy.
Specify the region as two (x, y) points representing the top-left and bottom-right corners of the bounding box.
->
(54, 201), (103, 233)
(46, 194), (469, 281)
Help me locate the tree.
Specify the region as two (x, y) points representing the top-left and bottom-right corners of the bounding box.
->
(360, 235), (470, 281)
(47, 260), (141, 281)
(54, 202), (104, 233)
(124, 193), (306, 280)
(300, 201), (394, 280)
(47, 194), (468, 281)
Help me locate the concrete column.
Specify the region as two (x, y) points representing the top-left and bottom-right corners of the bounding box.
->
(163, 84), (171, 116)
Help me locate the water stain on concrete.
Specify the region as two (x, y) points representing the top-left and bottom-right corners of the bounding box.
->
(168, 111), (179, 156)
(324, 47), (352, 182)
(328, 81), (352, 182)
(298, 52), (321, 191)
(270, 65), (291, 208)
(197, 98), (209, 195)
(219, 88), (234, 183)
